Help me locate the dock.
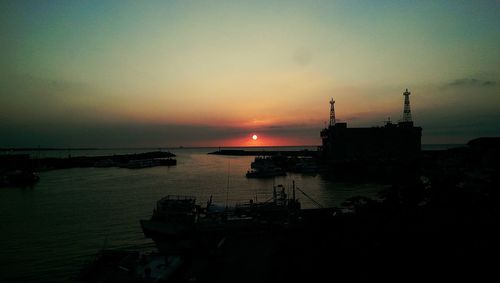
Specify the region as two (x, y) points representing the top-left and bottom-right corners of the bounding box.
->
(208, 149), (317, 157)
(1, 151), (176, 172)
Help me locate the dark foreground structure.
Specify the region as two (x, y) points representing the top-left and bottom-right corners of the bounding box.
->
(320, 89), (422, 161)
(239, 139), (497, 282)
(320, 120), (422, 160)
(315, 90), (423, 182)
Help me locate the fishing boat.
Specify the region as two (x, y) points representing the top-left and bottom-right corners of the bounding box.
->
(140, 184), (301, 254)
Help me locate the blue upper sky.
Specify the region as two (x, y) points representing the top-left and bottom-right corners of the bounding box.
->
(1, 0), (499, 147)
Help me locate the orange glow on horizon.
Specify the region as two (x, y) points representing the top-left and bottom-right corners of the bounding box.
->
(187, 134), (319, 147)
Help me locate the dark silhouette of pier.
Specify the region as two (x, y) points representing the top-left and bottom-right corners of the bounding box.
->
(208, 149), (316, 157)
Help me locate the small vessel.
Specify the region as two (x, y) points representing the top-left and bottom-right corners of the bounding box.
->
(0, 170), (39, 187)
(246, 156), (287, 178)
(140, 195), (199, 254)
(245, 167), (286, 178)
(250, 156), (275, 169)
(141, 184), (301, 255)
(79, 249), (182, 283)
(0, 154), (39, 187)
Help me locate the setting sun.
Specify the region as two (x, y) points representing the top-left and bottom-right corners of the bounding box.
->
(252, 134), (258, 141)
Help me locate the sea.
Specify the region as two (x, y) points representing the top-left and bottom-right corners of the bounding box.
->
(0, 145), (461, 282)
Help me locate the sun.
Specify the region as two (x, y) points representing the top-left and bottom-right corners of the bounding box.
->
(252, 134), (258, 140)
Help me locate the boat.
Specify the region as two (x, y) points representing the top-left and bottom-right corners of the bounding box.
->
(140, 195), (199, 254)
(246, 158), (286, 178)
(79, 249), (182, 283)
(245, 167), (286, 178)
(0, 169), (39, 187)
(250, 156), (275, 169)
(140, 184), (301, 255)
(0, 154), (39, 187)
(246, 156), (288, 178)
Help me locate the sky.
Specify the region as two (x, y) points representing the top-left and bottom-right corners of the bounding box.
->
(1, 0), (499, 147)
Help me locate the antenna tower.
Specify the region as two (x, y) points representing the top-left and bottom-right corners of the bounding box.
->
(329, 98), (336, 126)
(402, 89), (413, 122)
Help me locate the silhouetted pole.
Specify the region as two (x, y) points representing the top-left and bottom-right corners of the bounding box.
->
(403, 89), (413, 122)
(329, 98), (336, 126)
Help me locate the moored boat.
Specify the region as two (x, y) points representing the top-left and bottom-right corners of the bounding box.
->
(140, 184), (302, 255)
(245, 167), (286, 178)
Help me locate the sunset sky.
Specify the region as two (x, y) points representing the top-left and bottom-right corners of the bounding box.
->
(1, 0), (499, 147)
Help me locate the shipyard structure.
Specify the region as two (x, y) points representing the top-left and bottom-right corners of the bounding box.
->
(320, 89), (422, 160)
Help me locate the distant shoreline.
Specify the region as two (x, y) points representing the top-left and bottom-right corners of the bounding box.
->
(1, 144), (462, 151)
(1, 147), (100, 151)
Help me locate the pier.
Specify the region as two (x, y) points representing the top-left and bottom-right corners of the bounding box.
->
(208, 149), (317, 157)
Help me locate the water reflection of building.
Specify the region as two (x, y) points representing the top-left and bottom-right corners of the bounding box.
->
(320, 89), (422, 160)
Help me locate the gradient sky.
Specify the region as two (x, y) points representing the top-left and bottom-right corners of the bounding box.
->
(1, 0), (499, 147)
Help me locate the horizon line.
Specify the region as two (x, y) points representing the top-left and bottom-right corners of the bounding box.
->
(1, 143), (467, 151)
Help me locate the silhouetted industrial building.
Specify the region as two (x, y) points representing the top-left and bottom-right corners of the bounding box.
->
(320, 89), (422, 160)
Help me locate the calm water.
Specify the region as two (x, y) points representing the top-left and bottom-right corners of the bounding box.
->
(0, 146), (454, 282)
